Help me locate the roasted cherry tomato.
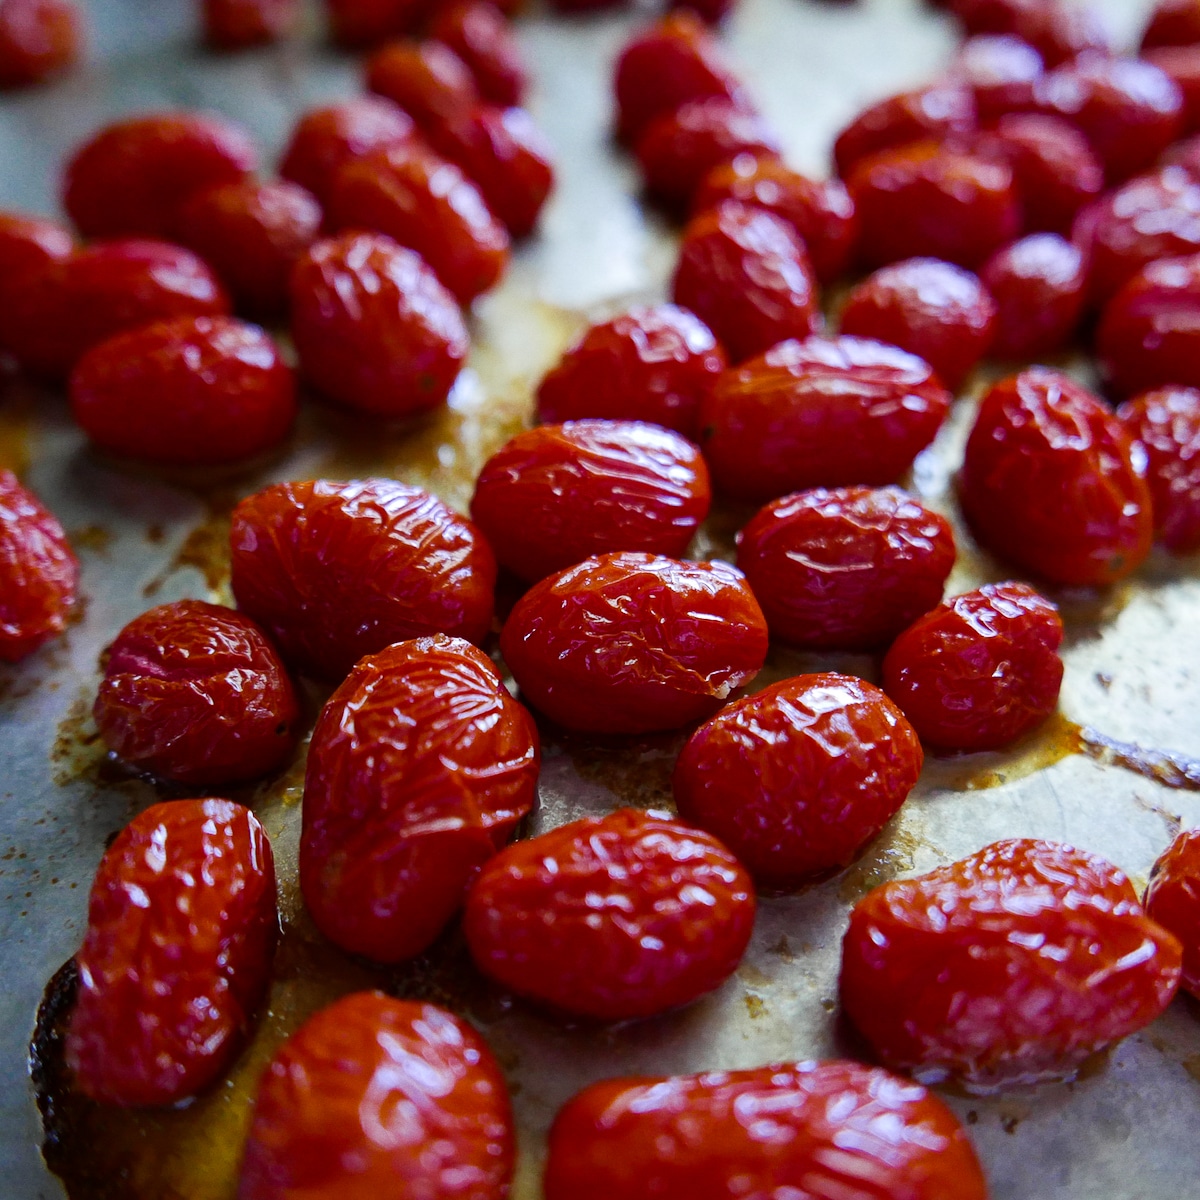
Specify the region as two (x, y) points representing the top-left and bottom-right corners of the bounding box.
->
(0, 209), (71, 282)
(238, 992), (514, 1200)
(950, 33), (1043, 121)
(699, 335), (951, 502)
(1144, 827), (1200, 1000)
(952, 0), (1112, 67)
(70, 316), (296, 466)
(0, 469), (78, 662)
(93, 599), (299, 785)
(980, 232), (1085, 358)
(301, 635), (538, 963)
(959, 368), (1153, 586)
(364, 38), (479, 131)
(1142, 0), (1200, 51)
(202, 0), (296, 48)
(470, 420), (711, 582)
(840, 838), (1182, 1093)
(230, 477), (496, 681)
(66, 799), (277, 1107)
(290, 231), (467, 417)
(464, 807), (755, 1020)
(0, 0), (79, 88)
(501, 551), (766, 734)
(736, 485), (955, 650)
(544, 1060), (989, 1200)
(674, 673), (922, 891)
(430, 0), (527, 108)
(1143, 45), (1200, 135)
(323, 0), (419, 48)
(672, 200), (820, 364)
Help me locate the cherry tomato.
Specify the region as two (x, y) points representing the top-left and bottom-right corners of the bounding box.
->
(463, 807), (755, 1020)
(430, 0), (527, 109)
(1144, 828), (1200, 999)
(238, 992), (514, 1200)
(300, 635), (538, 963)
(93, 599), (299, 785)
(959, 368), (1153, 586)
(70, 316), (296, 466)
(699, 335), (951, 502)
(500, 551), (767, 734)
(323, 0), (421, 48)
(0, 469), (78, 663)
(364, 38), (479, 131)
(0, 0), (80, 88)
(666, 0), (735, 23)
(950, 33), (1043, 121)
(1142, 0), (1200, 51)
(202, 0), (296, 48)
(544, 1060), (989, 1200)
(840, 838), (1182, 1092)
(230, 477), (496, 681)
(290, 231), (467, 417)
(0, 209), (71, 281)
(66, 799), (277, 1107)
(736, 485), (955, 650)
(980, 232), (1085, 358)
(951, 0), (1112, 68)
(471, 420), (711, 582)
(535, 304), (725, 438)
(672, 200), (820, 364)
(1143, 45), (1200, 135)
(1162, 129), (1200, 175)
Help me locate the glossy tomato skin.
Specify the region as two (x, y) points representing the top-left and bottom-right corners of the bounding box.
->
(1144, 828), (1200, 999)
(980, 232), (1085, 358)
(699, 335), (951, 502)
(323, 0), (422, 49)
(544, 1060), (989, 1200)
(1142, 0), (1200, 51)
(1142, 44), (1200, 135)
(882, 581), (1063, 753)
(70, 316), (296, 466)
(230, 478), (496, 681)
(500, 551), (767, 734)
(672, 200), (820, 365)
(301, 635), (539, 963)
(0, 0), (80, 88)
(959, 368), (1153, 586)
(535, 305), (725, 438)
(674, 674), (923, 891)
(430, 0), (527, 108)
(464, 807), (755, 1020)
(950, 33), (1043, 121)
(290, 231), (467, 417)
(67, 799), (277, 1107)
(736, 486), (955, 650)
(470, 420), (711, 582)
(840, 838), (1182, 1093)
(203, 0), (296, 48)
(952, 0), (1112, 68)
(0, 470), (78, 662)
(0, 209), (71, 281)
(93, 600), (300, 785)
(238, 992), (514, 1200)
(364, 38), (479, 130)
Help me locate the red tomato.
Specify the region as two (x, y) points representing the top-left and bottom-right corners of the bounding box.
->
(70, 316), (296, 466)
(430, 0), (527, 109)
(666, 0), (735, 22)
(840, 838), (1182, 1092)
(959, 368), (1153, 586)
(238, 992), (513, 1200)
(93, 600), (300, 785)
(323, 0), (422, 48)
(951, 0), (1112, 68)
(980, 232), (1085, 358)
(0, 209), (71, 282)
(470, 420), (711, 581)
(1144, 828), (1200, 999)
(500, 551), (767, 734)
(1143, 45), (1200, 135)
(289, 231), (467, 417)
(544, 1060), (989, 1200)
(0, 469), (78, 662)
(364, 38), (479, 131)
(463, 807), (755, 1020)
(950, 33), (1044, 121)
(202, 0), (296, 48)
(300, 635), (539, 963)
(535, 304), (726, 438)
(698, 335), (951, 502)
(66, 799), (277, 1107)
(230, 477), (496, 681)
(1142, 0), (1200, 51)
(0, 0), (80, 88)
(736, 486), (955, 650)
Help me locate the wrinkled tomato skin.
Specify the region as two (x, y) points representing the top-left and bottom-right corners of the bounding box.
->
(66, 799), (277, 1108)
(237, 992), (514, 1200)
(950, 33), (1043, 121)
(544, 1060), (989, 1200)
(300, 635), (539, 964)
(1144, 828), (1200, 999)
(470, 420), (711, 582)
(1142, 0), (1200, 52)
(364, 39), (479, 131)
(430, 0), (527, 109)
(959, 368), (1153, 586)
(499, 551), (767, 734)
(1117, 386), (1200, 554)
(464, 808), (755, 1021)
(674, 674), (923, 891)
(70, 316), (296, 466)
(0, 470), (78, 663)
(0, 0), (80, 88)
(92, 599), (300, 786)
(882, 581), (1063, 753)
(840, 838), (1182, 1093)
(736, 486), (955, 650)
(672, 200), (820, 365)
(699, 335), (951, 503)
(535, 304), (725, 438)
(230, 478), (496, 681)
(203, 0), (296, 48)
(289, 231), (467, 418)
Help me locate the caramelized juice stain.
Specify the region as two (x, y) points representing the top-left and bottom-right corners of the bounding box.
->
(1075, 726), (1200, 793)
(922, 711), (1083, 793)
(141, 491), (239, 604)
(0, 380), (36, 474)
(1183, 1056), (1200, 1085)
(838, 823), (933, 902)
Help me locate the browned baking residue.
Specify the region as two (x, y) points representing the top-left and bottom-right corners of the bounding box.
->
(1183, 1056), (1200, 1085)
(0, 381), (36, 475)
(838, 824), (931, 902)
(69, 526), (112, 555)
(1076, 727), (1200, 793)
(50, 696), (104, 788)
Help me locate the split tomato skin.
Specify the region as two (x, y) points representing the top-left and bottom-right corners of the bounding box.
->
(67, 799), (277, 1108)
(1144, 828), (1200, 1000)
(840, 838), (1182, 1093)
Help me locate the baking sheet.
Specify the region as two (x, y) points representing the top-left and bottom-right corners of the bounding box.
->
(4, 0), (1200, 1197)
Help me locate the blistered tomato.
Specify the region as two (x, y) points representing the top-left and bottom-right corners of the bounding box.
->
(980, 233), (1085, 358)
(463, 807), (755, 1020)
(364, 39), (479, 130)
(0, 0), (80, 88)
(430, 0), (527, 108)
(202, 0), (296, 48)
(300, 636), (538, 963)
(1144, 828), (1200, 999)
